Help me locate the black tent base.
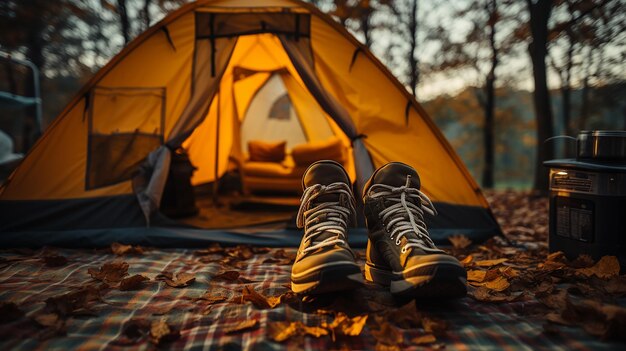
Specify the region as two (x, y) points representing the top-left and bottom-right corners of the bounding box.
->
(0, 195), (500, 248)
(0, 226), (498, 249)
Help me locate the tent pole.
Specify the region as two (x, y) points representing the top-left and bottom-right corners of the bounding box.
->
(213, 85), (221, 207)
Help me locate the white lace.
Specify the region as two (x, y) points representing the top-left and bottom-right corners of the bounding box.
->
(296, 182), (356, 255)
(367, 175), (443, 254)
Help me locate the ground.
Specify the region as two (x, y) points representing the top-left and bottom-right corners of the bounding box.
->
(0, 191), (625, 350)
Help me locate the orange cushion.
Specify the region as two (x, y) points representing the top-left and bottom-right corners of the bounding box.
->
(243, 161), (307, 179)
(291, 137), (345, 167)
(248, 140), (286, 162)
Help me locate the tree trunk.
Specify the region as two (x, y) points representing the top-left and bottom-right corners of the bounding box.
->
(408, 0), (419, 98)
(117, 0), (131, 45)
(579, 75), (590, 131)
(562, 33), (574, 136)
(482, 0), (498, 189)
(360, 10), (372, 48)
(527, 0), (554, 194)
(578, 47), (592, 131)
(483, 74), (495, 188)
(142, 0), (152, 30)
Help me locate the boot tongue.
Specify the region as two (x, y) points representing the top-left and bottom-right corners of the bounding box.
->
(367, 162), (421, 190)
(302, 161), (352, 245)
(303, 161), (351, 203)
(303, 161), (350, 188)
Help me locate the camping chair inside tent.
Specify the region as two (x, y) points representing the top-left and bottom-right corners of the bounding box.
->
(0, 0), (501, 248)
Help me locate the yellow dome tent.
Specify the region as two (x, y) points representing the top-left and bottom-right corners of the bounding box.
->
(0, 0), (500, 247)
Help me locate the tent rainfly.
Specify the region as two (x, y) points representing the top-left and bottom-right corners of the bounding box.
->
(0, 0), (500, 248)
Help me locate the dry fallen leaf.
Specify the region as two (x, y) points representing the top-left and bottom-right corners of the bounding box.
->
(537, 289), (569, 310)
(213, 270), (240, 282)
(546, 251), (566, 262)
(267, 320), (329, 342)
(34, 313), (61, 328)
(226, 245), (254, 261)
(340, 315), (368, 336)
(467, 270), (485, 282)
(119, 275), (149, 291)
(211, 270), (254, 283)
(422, 316), (448, 337)
(371, 317), (403, 349)
(242, 285), (281, 309)
(467, 269), (499, 283)
(199, 294), (228, 305)
(577, 256), (621, 280)
(111, 242), (144, 255)
(499, 266), (519, 279)
(151, 305), (175, 316)
(252, 247), (272, 254)
(546, 296), (626, 341)
(156, 272), (196, 288)
(194, 243), (224, 256)
(44, 285), (102, 317)
(301, 324), (329, 338)
(448, 234), (472, 249)
(468, 286), (523, 303)
(460, 255), (474, 267)
(468, 269), (510, 292)
(268, 321), (299, 342)
(537, 251), (568, 271)
(88, 261), (129, 285)
(411, 334), (437, 345)
(603, 276), (626, 295)
(322, 313), (368, 341)
(272, 249), (297, 264)
(230, 295), (244, 304)
(150, 319), (180, 345)
(225, 319), (259, 334)
(483, 276), (510, 292)
(375, 343), (401, 351)
(474, 258), (508, 267)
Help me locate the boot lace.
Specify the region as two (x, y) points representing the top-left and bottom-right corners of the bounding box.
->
(296, 182), (356, 255)
(367, 175), (443, 254)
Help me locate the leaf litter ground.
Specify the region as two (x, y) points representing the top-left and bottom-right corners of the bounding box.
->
(0, 191), (624, 350)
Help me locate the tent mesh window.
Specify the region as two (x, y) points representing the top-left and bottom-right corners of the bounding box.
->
(86, 86), (165, 190)
(268, 94), (291, 120)
(195, 12), (310, 39)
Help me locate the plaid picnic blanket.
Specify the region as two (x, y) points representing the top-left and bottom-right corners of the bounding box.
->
(0, 247), (622, 351)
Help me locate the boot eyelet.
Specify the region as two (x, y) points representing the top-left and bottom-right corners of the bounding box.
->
(401, 247), (407, 254)
(395, 239), (401, 246)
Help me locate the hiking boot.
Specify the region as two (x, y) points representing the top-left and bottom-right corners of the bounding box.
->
(362, 162), (467, 298)
(291, 160), (364, 294)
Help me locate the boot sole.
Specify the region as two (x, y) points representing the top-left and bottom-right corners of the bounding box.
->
(291, 263), (364, 294)
(365, 261), (467, 299)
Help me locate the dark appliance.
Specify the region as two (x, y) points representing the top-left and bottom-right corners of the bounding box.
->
(544, 130), (626, 268)
(160, 148), (199, 218)
(577, 130), (626, 160)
